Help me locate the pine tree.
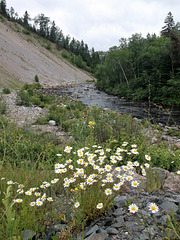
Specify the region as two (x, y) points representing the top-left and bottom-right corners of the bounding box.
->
(161, 12), (175, 37)
(49, 20), (57, 42)
(23, 11), (30, 28)
(0, 0), (7, 16)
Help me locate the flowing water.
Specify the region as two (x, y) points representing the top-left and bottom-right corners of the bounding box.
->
(66, 83), (180, 126)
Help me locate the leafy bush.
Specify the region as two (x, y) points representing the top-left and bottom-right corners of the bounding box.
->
(2, 88), (11, 94)
(16, 90), (32, 107)
(34, 75), (39, 83)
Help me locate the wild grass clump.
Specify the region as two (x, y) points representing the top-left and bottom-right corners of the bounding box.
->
(0, 117), (62, 166)
(0, 100), (6, 114)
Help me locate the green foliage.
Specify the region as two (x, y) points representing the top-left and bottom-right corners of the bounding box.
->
(34, 74), (39, 83)
(143, 167), (162, 192)
(22, 28), (30, 35)
(16, 83), (55, 108)
(2, 88), (11, 94)
(16, 89), (32, 107)
(45, 42), (52, 50)
(0, 100), (6, 114)
(165, 210), (180, 239)
(0, 13), (4, 21)
(96, 29), (180, 106)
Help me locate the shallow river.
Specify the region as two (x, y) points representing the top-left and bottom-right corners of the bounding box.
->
(66, 83), (180, 126)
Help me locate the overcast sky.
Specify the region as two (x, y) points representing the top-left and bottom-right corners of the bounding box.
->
(6, 0), (180, 51)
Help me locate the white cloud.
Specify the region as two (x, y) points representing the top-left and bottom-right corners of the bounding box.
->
(7, 0), (180, 51)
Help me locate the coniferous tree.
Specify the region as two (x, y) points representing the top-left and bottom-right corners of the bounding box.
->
(23, 11), (30, 28)
(161, 12), (175, 37)
(49, 20), (57, 42)
(0, 0), (7, 16)
(9, 7), (15, 19)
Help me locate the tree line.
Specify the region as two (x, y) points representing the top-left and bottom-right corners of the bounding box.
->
(1, 2), (179, 106)
(95, 12), (180, 106)
(0, 0), (101, 72)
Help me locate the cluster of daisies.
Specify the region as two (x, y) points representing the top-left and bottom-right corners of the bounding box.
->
(4, 179), (57, 207)
(1, 141), (161, 215)
(54, 142), (159, 214)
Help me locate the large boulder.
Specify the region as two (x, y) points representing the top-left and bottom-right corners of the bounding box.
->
(163, 173), (180, 193)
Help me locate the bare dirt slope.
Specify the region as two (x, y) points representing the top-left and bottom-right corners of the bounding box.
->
(0, 19), (94, 88)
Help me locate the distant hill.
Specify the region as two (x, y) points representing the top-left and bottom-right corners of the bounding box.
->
(0, 18), (94, 88)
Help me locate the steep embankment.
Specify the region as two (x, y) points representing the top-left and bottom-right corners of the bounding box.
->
(0, 19), (94, 88)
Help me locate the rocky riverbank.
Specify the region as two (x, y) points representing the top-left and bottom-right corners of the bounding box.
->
(2, 87), (180, 149)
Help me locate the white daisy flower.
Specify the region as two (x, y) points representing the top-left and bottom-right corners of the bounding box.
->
(74, 202), (80, 208)
(113, 184), (120, 191)
(36, 200), (43, 206)
(105, 188), (112, 195)
(131, 149), (139, 154)
(134, 161), (139, 167)
(128, 203), (138, 213)
(105, 164), (112, 172)
(47, 197), (53, 202)
(30, 202), (36, 207)
(145, 155), (151, 161)
(148, 203), (159, 213)
(131, 181), (139, 187)
(97, 203), (103, 209)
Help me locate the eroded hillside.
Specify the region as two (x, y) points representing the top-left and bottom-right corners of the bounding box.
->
(0, 19), (94, 88)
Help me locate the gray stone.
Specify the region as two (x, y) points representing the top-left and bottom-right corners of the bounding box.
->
(114, 195), (128, 207)
(23, 230), (36, 240)
(84, 232), (96, 240)
(112, 208), (125, 217)
(106, 226), (119, 235)
(112, 216), (125, 228)
(86, 232), (108, 240)
(125, 222), (139, 232)
(139, 234), (150, 240)
(160, 200), (179, 213)
(163, 173), (180, 193)
(152, 167), (171, 184)
(48, 120), (56, 126)
(174, 142), (180, 148)
(104, 217), (114, 226)
(142, 226), (156, 238)
(159, 215), (168, 226)
(85, 224), (99, 238)
(51, 224), (67, 231)
(151, 136), (158, 143)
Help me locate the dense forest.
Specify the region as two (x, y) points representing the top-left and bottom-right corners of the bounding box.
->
(95, 12), (180, 106)
(1, 0), (180, 106)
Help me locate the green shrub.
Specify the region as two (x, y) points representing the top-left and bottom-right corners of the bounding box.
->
(45, 42), (51, 50)
(2, 88), (11, 94)
(16, 90), (32, 107)
(22, 29), (30, 35)
(34, 75), (39, 83)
